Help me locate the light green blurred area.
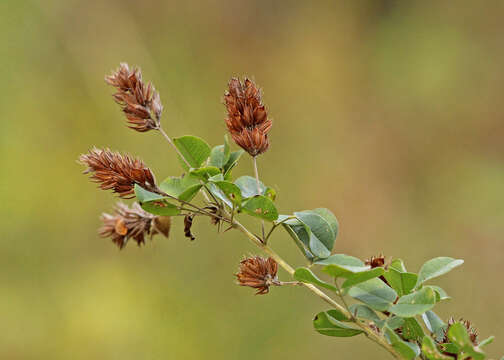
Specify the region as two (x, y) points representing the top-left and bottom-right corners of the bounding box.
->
(1, 0), (503, 358)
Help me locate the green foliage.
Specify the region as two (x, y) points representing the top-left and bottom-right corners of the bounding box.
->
(415, 257), (464, 288)
(348, 304), (380, 322)
(241, 195), (278, 221)
(294, 267), (337, 292)
(422, 311), (446, 342)
(208, 135), (230, 169)
(160, 175), (202, 201)
(134, 184), (181, 216)
(234, 176), (266, 198)
(173, 135), (211, 169)
(389, 287), (436, 317)
(384, 326), (420, 359)
(189, 166), (221, 180)
(313, 310), (363, 337)
(383, 268), (417, 297)
(422, 337), (452, 360)
(346, 278), (397, 311)
(315, 254), (369, 278)
(447, 322), (486, 360)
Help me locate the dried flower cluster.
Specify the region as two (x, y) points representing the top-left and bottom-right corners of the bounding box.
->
(99, 202), (171, 249)
(224, 78), (272, 157)
(365, 255), (386, 268)
(79, 147), (158, 198)
(236, 256), (279, 295)
(106, 63), (163, 132)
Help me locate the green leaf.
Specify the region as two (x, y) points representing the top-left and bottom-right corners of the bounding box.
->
(311, 208), (339, 238)
(280, 220), (315, 261)
(315, 254), (370, 278)
(422, 311), (446, 342)
(389, 258), (408, 272)
(208, 136), (231, 169)
(440, 343), (460, 355)
(134, 184), (181, 216)
(189, 166), (221, 180)
(342, 268), (385, 289)
(447, 322), (486, 360)
(313, 311), (363, 337)
(349, 304), (381, 322)
(479, 336), (494, 348)
(223, 150), (244, 178)
(416, 257), (464, 288)
(293, 267), (337, 292)
(383, 269), (418, 296)
(425, 285), (451, 302)
(140, 201), (180, 216)
(385, 316), (405, 330)
(212, 181), (242, 207)
(295, 210), (336, 259)
(173, 135), (211, 169)
(402, 318), (425, 341)
(241, 195), (278, 221)
(134, 184), (165, 203)
(347, 278), (397, 311)
(422, 336), (452, 360)
(384, 326), (420, 359)
(235, 176), (266, 198)
(389, 287), (436, 317)
(208, 173), (224, 182)
(160, 175), (202, 202)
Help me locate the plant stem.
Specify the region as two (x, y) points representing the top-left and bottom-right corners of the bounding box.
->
(232, 218), (400, 359)
(252, 156), (266, 241)
(158, 127), (401, 359)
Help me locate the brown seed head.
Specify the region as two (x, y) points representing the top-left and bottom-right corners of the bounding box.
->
(235, 256), (278, 295)
(224, 77), (272, 156)
(365, 255), (386, 268)
(105, 63), (163, 132)
(99, 202), (170, 249)
(79, 147), (158, 198)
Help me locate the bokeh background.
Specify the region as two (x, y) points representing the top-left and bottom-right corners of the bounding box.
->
(1, 1), (503, 358)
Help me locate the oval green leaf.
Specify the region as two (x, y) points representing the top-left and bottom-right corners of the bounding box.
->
(389, 287), (436, 317)
(294, 267), (337, 292)
(313, 311), (363, 337)
(422, 336), (452, 360)
(416, 257), (464, 288)
(241, 195), (278, 221)
(173, 135), (211, 169)
(347, 278), (397, 311)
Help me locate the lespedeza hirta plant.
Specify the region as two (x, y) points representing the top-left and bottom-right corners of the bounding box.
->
(79, 63), (498, 360)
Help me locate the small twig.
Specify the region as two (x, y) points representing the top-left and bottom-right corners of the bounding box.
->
(253, 156), (265, 242)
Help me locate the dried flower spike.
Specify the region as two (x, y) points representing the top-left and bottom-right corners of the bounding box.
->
(79, 147), (158, 198)
(365, 255), (386, 268)
(236, 256), (279, 295)
(106, 63), (163, 132)
(224, 77), (272, 156)
(99, 202), (170, 249)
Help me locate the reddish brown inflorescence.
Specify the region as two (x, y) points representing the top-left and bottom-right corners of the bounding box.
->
(99, 202), (171, 249)
(236, 256), (279, 295)
(224, 78), (272, 157)
(79, 147), (158, 198)
(106, 63), (163, 132)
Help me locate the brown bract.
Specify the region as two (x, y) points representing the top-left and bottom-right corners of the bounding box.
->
(365, 255), (386, 268)
(99, 202), (171, 249)
(106, 63), (163, 132)
(224, 78), (272, 157)
(236, 256), (278, 295)
(79, 147), (158, 198)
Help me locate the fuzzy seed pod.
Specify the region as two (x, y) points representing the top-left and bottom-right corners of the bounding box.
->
(79, 147), (158, 198)
(224, 78), (272, 157)
(235, 256), (279, 295)
(99, 202), (170, 249)
(106, 63), (163, 132)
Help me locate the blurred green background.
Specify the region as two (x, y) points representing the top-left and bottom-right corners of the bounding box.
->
(1, 0), (503, 358)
